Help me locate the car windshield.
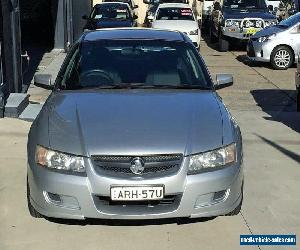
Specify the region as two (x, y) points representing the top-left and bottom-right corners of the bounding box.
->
(223, 0), (267, 9)
(93, 5), (130, 20)
(278, 13), (300, 28)
(103, 0), (134, 9)
(156, 7), (194, 20)
(58, 40), (211, 90)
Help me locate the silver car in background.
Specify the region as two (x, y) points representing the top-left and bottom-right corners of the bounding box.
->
(27, 29), (243, 220)
(247, 13), (300, 70)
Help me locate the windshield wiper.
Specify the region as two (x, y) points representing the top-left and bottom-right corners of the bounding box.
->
(132, 84), (212, 90)
(81, 83), (211, 90)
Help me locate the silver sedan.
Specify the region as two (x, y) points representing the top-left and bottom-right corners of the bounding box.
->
(247, 13), (300, 70)
(27, 29), (243, 220)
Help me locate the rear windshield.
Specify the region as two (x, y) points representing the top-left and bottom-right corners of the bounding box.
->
(103, 0), (133, 9)
(156, 7), (194, 20)
(93, 5), (130, 20)
(58, 40), (211, 90)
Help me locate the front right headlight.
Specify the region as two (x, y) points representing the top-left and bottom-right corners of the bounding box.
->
(35, 145), (85, 173)
(188, 143), (236, 174)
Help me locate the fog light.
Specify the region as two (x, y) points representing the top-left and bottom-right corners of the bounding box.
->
(44, 191), (80, 209)
(47, 192), (62, 204)
(260, 50), (264, 57)
(213, 190), (227, 201)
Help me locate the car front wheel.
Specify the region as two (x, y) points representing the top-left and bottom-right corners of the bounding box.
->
(27, 177), (43, 218)
(270, 46), (293, 70)
(218, 35), (229, 52)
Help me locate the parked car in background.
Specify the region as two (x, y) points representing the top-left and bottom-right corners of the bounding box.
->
(209, 0), (277, 52)
(102, 0), (139, 18)
(27, 28), (243, 220)
(82, 2), (138, 30)
(247, 12), (300, 69)
(151, 3), (201, 48)
(143, 0), (188, 26)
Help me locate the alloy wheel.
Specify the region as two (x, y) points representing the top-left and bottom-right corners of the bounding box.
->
(274, 49), (291, 68)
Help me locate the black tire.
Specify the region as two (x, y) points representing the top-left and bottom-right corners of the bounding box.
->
(209, 27), (218, 43)
(218, 35), (229, 52)
(270, 46), (294, 70)
(226, 183), (243, 216)
(27, 177), (42, 218)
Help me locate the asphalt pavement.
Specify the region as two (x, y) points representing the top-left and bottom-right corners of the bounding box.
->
(0, 37), (299, 250)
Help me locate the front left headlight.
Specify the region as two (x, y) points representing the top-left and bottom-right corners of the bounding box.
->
(264, 20), (277, 27)
(35, 145), (85, 173)
(225, 19), (241, 27)
(188, 143), (236, 174)
(258, 33), (276, 43)
(189, 29), (199, 35)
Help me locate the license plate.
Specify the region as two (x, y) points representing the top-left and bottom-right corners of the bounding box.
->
(245, 27), (258, 35)
(110, 186), (164, 201)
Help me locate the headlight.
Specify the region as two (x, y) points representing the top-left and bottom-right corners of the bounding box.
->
(265, 20), (277, 27)
(35, 145), (85, 173)
(188, 143), (236, 174)
(256, 20), (263, 28)
(189, 29), (199, 35)
(245, 20), (252, 28)
(258, 33), (276, 43)
(225, 19), (241, 27)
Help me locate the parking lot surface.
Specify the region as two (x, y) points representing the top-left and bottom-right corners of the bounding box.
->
(0, 38), (299, 250)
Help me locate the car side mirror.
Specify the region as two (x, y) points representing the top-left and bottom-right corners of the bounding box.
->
(133, 14), (138, 19)
(268, 5), (274, 12)
(34, 74), (53, 90)
(215, 74), (233, 89)
(143, 0), (150, 4)
(134, 4), (138, 8)
(82, 14), (88, 20)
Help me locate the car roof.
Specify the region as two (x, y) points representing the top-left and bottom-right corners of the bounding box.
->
(95, 2), (130, 7)
(83, 28), (188, 43)
(157, 3), (191, 8)
(102, 0), (133, 5)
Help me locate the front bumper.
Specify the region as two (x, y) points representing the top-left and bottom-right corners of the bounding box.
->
(28, 158), (243, 220)
(246, 39), (274, 62)
(222, 27), (263, 40)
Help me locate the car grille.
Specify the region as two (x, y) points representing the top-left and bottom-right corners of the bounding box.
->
(97, 195), (179, 206)
(94, 194), (182, 214)
(92, 154), (183, 178)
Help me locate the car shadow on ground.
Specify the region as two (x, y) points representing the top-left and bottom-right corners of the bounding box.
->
(201, 35), (247, 52)
(250, 89), (300, 133)
(45, 216), (217, 226)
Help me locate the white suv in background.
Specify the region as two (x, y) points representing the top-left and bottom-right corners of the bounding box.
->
(151, 3), (201, 48)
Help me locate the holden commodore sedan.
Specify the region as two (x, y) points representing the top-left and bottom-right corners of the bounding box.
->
(27, 28), (243, 220)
